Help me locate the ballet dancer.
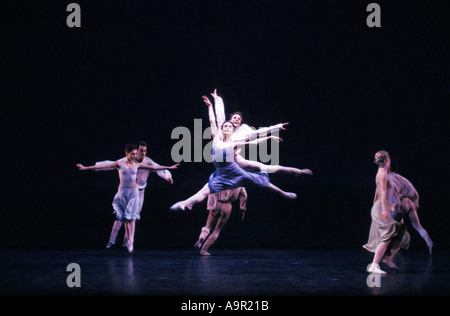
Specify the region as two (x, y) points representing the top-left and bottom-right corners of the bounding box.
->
(194, 187), (248, 255)
(170, 90), (312, 211)
(363, 150), (410, 274)
(207, 89), (313, 175)
(389, 161), (434, 254)
(77, 143), (178, 253)
(97, 141), (174, 249)
(171, 91), (307, 212)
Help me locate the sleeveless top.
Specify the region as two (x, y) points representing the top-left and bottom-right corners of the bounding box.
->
(208, 144), (270, 193)
(118, 163), (138, 189)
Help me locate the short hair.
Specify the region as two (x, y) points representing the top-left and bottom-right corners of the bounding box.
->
(125, 143), (137, 154)
(136, 140), (148, 148)
(374, 150), (390, 165)
(229, 111), (244, 123)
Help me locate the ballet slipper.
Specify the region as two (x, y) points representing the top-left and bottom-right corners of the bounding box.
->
(126, 240), (134, 253)
(170, 201), (186, 211)
(367, 263), (387, 275)
(200, 250), (211, 256)
(284, 192), (297, 199)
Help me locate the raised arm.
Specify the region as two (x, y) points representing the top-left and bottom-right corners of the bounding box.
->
(211, 89), (226, 129)
(203, 95), (220, 141)
(77, 161), (119, 171)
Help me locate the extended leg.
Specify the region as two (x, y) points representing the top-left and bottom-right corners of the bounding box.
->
(170, 183), (211, 211)
(236, 155), (312, 175)
(268, 183), (297, 199)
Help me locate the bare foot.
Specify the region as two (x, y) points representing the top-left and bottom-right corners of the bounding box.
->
(170, 201), (186, 211)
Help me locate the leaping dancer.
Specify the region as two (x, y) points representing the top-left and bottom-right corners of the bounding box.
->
(170, 90), (312, 211)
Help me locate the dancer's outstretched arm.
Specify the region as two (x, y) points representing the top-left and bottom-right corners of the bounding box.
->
(232, 123), (289, 142)
(138, 163), (179, 171)
(233, 135), (282, 147)
(144, 157), (173, 183)
(77, 161), (119, 171)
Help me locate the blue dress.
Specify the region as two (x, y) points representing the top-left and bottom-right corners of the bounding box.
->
(208, 144), (270, 193)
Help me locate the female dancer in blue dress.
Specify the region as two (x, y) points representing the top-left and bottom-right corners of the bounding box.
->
(170, 96), (300, 211)
(77, 144), (179, 252)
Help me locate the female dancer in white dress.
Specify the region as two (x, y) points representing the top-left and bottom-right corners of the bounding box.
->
(363, 150), (410, 274)
(95, 141), (173, 248)
(77, 144), (178, 252)
(170, 90), (312, 211)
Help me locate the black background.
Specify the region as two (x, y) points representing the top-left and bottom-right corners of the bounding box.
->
(3, 1), (448, 251)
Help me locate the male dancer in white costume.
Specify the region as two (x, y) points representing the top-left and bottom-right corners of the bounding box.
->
(77, 143), (177, 253)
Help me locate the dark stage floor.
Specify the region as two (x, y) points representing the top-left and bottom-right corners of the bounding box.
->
(1, 248), (448, 296)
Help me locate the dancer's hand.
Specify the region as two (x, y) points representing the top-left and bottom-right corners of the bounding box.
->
(281, 122), (289, 130)
(270, 136), (283, 143)
(166, 177), (174, 184)
(202, 95), (212, 107)
(210, 88), (218, 99)
(380, 211), (389, 220)
(168, 163), (180, 170)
